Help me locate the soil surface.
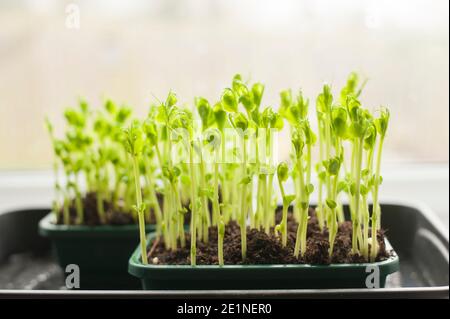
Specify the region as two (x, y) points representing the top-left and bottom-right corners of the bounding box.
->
(56, 192), (160, 226)
(148, 209), (390, 265)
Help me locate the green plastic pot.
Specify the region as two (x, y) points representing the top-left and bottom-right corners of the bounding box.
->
(39, 213), (155, 290)
(129, 233), (399, 290)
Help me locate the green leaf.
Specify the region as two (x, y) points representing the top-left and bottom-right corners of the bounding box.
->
(232, 74), (244, 92)
(239, 92), (254, 113)
(166, 91), (177, 108)
(280, 89), (292, 109)
(337, 180), (348, 193)
(221, 88), (238, 113)
(122, 120), (145, 157)
(331, 106), (348, 138)
(326, 199), (337, 209)
(195, 96), (213, 130)
(277, 162), (289, 182)
(374, 107), (390, 138)
(251, 83), (265, 108)
(229, 112), (249, 134)
(360, 184), (369, 195)
(64, 108), (85, 128)
(239, 175), (252, 185)
(105, 99), (116, 115)
(316, 84), (333, 114)
(199, 187), (214, 199)
(364, 122), (377, 150)
(318, 171), (327, 182)
(143, 119), (158, 145)
(325, 157), (341, 176)
(213, 103), (227, 131)
(283, 194), (296, 206)
(340, 72), (361, 106)
(116, 106), (132, 124)
(291, 127), (305, 157)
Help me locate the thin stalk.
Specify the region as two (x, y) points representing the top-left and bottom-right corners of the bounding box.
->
(362, 195), (370, 260)
(132, 156), (148, 265)
(262, 174), (270, 234)
(145, 171), (163, 233)
(316, 121), (325, 230)
(173, 184), (185, 248)
(199, 158), (211, 243)
(352, 137), (364, 255)
(294, 157), (307, 258)
(240, 138), (248, 261)
(169, 190), (177, 250)
(213, 161), (224, 265)
(334, 137), (345, 224)
(278, 177), (288, 247)
(317, 180), (324, 229)
(371, 137), (385, 261)
(252, 136), (260, 229)
(324, 117), (332, 197)
(254, 175), (263, 229)
(328, 174), (339, 257)
(189, 144), (197, 266)
(267, 173), (275, 228)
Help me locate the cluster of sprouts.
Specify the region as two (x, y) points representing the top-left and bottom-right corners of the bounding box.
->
(48, 72), (389, 265)
(46, 100), (140, 225)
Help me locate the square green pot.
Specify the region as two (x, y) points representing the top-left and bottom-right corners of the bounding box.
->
(39, 213), (155, 290)
(128, 233), (399, 290)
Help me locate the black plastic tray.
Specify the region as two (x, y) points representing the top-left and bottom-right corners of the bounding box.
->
(0, 202), (448, 298)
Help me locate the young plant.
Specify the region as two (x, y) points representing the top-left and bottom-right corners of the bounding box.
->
(229, 112), (251, 261)
(142, 118), (165, 239)
(346, 97), (371, 255)
(195, 97), (215, 244)
(259, 107), (284, 233)
(276, 162), (295, 247)
(280, 89), (315, 257)
(370, 107), (390, 261)
(361, 122), (377, 260)
(291, 125), (314, 258)
(123, 120), (148, 264)
(220, 75), (255, 261)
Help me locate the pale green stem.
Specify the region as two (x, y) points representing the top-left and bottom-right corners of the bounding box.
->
(189, 144), (197, 266)
(352, 138), (364, 255)
(132, 156), (148, 265)
(278, 178), (288, 247)
(199, 158), (210, 243)
(240, 138), (248, 261)
(294, 157), (307, 258)
(371, 137), (385, 261)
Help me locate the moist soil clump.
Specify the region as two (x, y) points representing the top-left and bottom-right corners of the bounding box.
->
(148, 209), (390, 265)
(55, 192), (160, 226)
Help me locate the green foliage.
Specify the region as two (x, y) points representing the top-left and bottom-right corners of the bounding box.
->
(46, 71), (389, 265)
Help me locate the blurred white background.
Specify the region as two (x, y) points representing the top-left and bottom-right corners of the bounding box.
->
(0, 0), (448, 227)
(0, 0), (448, 168)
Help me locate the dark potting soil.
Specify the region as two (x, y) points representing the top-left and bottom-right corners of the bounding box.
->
(55, 192), (159, 226)
(148, 209), (390, 265)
